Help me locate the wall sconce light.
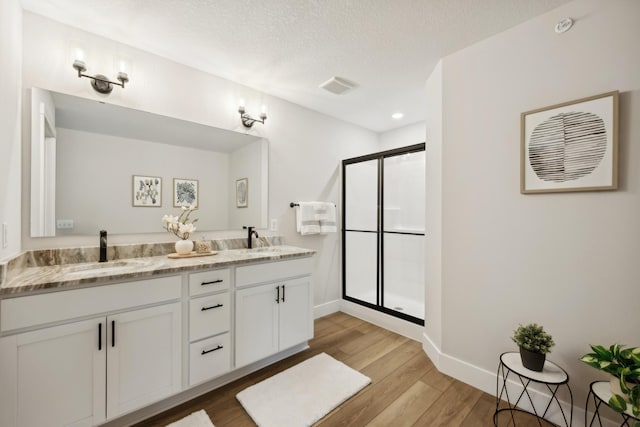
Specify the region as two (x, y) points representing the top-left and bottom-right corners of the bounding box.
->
(71, 50), (129, 94)
(238, 99), (267, 128)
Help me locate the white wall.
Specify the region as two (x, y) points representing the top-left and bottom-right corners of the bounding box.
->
(20, 12), (379, 310)
(55, 128), (229, 235)
(0, 0), (22, 261)
(228, 140), (268, 230)
(378, 121), (425, 151)
(425, 0), (640, 415)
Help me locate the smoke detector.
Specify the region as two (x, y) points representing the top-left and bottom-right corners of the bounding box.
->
(319, 77), (357, 95)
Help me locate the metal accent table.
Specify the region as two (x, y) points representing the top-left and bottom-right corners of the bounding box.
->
(585, 381), (640, 426)
(495, 352), (573, 426)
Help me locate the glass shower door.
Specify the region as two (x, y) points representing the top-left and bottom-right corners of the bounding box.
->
(343, 144), (425, 324)
(382, 151), (425, 319)
(343, 159), (379, 305)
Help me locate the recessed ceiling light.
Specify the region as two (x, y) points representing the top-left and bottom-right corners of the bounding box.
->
(391, 112), (404, 119)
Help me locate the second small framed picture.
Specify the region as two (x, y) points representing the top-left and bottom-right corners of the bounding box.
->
(173, 178), (199, 208)
(236, 178), (248, 208)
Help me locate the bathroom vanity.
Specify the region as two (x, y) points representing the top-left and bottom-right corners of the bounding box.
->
(0, 245), (314, 427)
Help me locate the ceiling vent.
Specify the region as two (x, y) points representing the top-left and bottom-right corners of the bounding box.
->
(319, 77), (357, 95)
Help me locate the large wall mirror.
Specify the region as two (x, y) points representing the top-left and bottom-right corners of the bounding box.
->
(30, 88), (269, 238)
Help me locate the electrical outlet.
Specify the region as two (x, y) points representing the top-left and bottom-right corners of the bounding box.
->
(56, 219), (74, 229)
(2, 223), (7, 248)
(270, 218), (278, 232)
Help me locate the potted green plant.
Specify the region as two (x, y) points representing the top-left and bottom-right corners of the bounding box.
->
(511, 323), (555, 371)
(580, 344), (640, 420)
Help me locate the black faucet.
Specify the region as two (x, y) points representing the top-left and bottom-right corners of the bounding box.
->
(242, 226), (259, 249)
(99, 230), (108, 262)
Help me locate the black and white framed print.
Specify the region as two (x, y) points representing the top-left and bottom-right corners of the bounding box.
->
(132, 175), (162, 207)
(236, 178), (248, 208)
(521, 91), (619, 194)
(173, 178), (199, 208)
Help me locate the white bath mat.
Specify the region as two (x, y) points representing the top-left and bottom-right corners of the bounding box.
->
(165, 409), (215, 427)
(236, 352), (371, 427)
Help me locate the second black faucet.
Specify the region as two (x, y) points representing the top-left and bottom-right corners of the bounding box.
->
(242, 226), (259, 249)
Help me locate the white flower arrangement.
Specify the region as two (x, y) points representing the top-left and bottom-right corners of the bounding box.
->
(162, 204), (198, 240)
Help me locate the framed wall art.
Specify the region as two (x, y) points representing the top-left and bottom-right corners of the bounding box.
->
(236, 178), (248, 208)
(132, 175), (162, 207)
(173, 178), (199, 208)
(521, 91), (619, 194)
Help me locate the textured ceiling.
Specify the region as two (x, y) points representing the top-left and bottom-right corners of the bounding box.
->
(22, 0), (571, 132)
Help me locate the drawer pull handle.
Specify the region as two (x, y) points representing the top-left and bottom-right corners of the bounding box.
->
(201, 345), (223, 355)
(111, 320), (115, 347)
(201, 303), (223, 311)
(282, 284), (286, 303)
(276, 286), (280, 304)
(98, 323), (102, 351)
(201, 279), (223, 286)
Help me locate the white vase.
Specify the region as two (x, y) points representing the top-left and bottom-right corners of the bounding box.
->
(175, 239), (194, 255)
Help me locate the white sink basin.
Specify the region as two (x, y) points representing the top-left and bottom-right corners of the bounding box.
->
(63, 260), (147, 277)
(236, 247), (287, 257)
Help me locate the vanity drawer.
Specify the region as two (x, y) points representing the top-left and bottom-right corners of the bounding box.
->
(188, 268), (230, 296)
(189, 333), (231, 386)
(236, 257), (313, 288)
(189, 293), (230, 341)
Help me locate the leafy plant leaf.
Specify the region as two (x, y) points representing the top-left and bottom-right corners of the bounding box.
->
(609, 394), (628, 413)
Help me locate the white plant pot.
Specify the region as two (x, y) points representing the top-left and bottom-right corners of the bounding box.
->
(175, 239), (194, 255)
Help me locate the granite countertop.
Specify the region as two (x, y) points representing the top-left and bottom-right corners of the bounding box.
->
(0, 245), (315, 297)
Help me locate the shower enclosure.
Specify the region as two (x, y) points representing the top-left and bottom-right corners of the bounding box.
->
(342, 144), (425, 325)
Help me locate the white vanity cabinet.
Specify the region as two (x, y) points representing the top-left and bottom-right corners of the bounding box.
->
(0, 276), (182, 427)
(187, 268), (231, 386)
(0, 317), (106, 427)
(235, 257), (313, 368)
(105, 302), (182, 418)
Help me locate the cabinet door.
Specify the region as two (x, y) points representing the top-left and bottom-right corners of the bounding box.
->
(0, 318), (106, 427)
(279, 276), (313, 350)
(235, 284), (279, 368)
(106, 302), (181, 419)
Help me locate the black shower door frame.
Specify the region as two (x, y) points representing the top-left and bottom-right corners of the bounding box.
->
(342, 143), (425, 326)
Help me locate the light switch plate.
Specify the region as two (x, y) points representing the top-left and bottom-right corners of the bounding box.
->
(270, 219), (278, 232)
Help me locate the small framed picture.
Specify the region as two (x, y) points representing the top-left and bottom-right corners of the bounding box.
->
(236, 178), (248, 208)
(132, 175), (162, 207)
(521, 91), (619, 194)
(173, 178), (199, 208)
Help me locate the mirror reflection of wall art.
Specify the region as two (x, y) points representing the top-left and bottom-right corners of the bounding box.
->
(521, 91), (619, 194)
(173, 178), (199, 208)
(236, 178), (248, 208)
(132, 175), (162, 207)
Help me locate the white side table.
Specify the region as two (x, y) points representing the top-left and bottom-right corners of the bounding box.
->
(586, 381), (640, 426)
(494, 352), (573, 426)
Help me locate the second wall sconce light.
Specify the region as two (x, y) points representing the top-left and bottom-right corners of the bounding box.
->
(72, 49), (129, 94)
(238, 99), (267, 128)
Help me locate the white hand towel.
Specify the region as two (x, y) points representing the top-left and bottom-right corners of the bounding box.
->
(317, 202), (337, 233)
(296, 202), (321, 235)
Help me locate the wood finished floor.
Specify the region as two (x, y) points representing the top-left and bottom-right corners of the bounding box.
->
(134, 312), (552, 427)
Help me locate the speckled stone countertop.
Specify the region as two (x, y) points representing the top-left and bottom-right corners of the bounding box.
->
(0, 242), (315, 297)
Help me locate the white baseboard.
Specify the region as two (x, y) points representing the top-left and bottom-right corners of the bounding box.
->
(421, 332), (624, 427)
(314, 299), (340, 319)
(339, 300), (423, 341)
